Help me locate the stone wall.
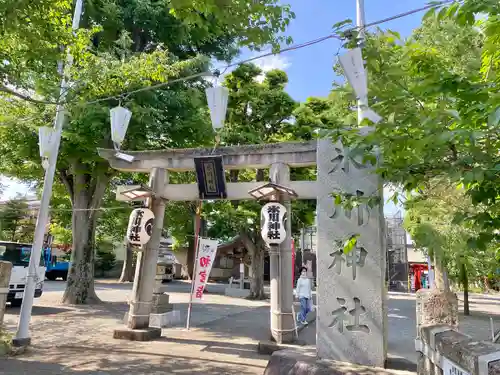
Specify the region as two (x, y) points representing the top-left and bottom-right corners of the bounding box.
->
(416, 324), (500, 375)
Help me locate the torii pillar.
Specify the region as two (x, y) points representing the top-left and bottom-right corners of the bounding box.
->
(269, 162), (295, 343)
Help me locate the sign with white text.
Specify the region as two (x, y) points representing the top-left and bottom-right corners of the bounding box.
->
(191, 238), (218, 302)
(442, 357), (471, 375)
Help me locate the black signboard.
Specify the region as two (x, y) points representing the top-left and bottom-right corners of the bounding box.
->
(194, 156), (227, 200)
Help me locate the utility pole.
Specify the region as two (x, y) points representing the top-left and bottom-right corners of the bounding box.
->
(356, 0), (367, 126)
(13, 0), (84, 346)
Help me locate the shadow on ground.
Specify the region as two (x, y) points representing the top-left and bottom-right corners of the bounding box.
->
(1, 346), (267, 375)
(5, 305), (73, 316)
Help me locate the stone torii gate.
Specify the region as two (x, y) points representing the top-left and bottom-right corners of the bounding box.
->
(98, 138), (387, 366)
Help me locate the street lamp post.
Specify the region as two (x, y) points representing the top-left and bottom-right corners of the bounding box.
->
(13, 0), (85, 347)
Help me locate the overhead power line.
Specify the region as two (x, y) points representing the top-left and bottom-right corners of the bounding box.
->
(360, 0), (456, 30)
(3, 0), (456, 108)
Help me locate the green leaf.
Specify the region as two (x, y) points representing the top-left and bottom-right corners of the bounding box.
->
(423, 7), (437, 21)
(343, 234), (359, 254)
(488, 107), (500, 127)
(332, 19), (352, 31)
(445, 109), (461, 120)
(334, 194), (342, 205)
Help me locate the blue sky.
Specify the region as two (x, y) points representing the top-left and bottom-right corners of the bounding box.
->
(240, 0), (431, 214)
(242, 0), (432, 102)
(2, 1), (433, 215)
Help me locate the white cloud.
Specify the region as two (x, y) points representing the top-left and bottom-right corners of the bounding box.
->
(206, 53), (291, 85)
(253, 54), (290, 83)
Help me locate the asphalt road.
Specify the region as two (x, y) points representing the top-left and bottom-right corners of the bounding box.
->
(33, 280), (419, 362)
(11, 280), (500, 365)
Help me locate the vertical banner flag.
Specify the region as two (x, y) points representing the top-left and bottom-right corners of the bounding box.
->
(191, 237), (219, 301)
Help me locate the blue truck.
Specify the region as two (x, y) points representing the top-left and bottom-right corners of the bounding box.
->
(43, 246), (70, 281)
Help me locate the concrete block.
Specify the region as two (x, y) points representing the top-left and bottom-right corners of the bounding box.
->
(149, 310), (181, 328)
(420, 325), (500, 375)
(224, 287), (251, 298)
(152, 293), (170, 306)
(316, 138), (386, 367)
(151, 303), (174, 314)
(416, 289), (458, 335)
(154, 285), (169, 294)
(113, 327), (161, 341)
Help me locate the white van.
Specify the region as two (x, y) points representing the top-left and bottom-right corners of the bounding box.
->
(0, 241), (46, 307)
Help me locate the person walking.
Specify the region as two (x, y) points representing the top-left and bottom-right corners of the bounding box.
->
(295, 266), (312, 325)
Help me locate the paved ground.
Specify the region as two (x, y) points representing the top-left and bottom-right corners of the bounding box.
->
(1, 281), (499, 374)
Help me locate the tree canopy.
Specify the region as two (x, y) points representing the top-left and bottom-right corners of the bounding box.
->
(0, 196), (35, 243)
(0, 0), (296, 303)
(327, 13), (500, 252)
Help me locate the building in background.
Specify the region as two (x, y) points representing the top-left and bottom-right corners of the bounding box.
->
(299, 226), (317, 253)
(385, 211), (409, 292)
(406, 243), (432, 292)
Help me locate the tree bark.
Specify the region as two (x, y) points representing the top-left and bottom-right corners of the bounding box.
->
(460, 262), (470, 316)
(119, 239), (134, 283)
(433, 254), (450, 292)
(62, 198), (100, 304)
(62, 165), (109, 305)
(241, 232), (266, 300)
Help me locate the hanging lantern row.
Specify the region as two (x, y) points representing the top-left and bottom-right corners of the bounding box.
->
(106, 81), (229, 154)
(37, 79), (230, 168)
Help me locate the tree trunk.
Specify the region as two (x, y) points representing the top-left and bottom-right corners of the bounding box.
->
(433, 255), (450, 292)
(241, 232), (266, 300)
(62, 166), (109, 305)
(460, 262), (470, 316)
(483, 276), (492, 292)
(62, 200), (100, 304)
(119, 239), (134, 283)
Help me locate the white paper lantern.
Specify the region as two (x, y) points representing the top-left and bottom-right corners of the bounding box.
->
(338, 48), (368, 101)
(126, 208), (155, 246)
(110, 106), (132, 147)
(206, 86), (229, 130)
(38, 127), (57, 159)
(261, 202), (287, 246)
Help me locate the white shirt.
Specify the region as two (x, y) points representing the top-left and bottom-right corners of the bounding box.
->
(295, 275), (312, 299)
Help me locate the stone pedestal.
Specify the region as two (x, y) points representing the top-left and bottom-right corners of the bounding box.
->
(113, 327), (161, 341)
(316, 138), (387, 367)
(416, 289), (458, 338)
(151, 293), (173, 314)
(0, 261), (12, 326)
